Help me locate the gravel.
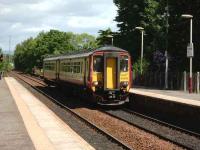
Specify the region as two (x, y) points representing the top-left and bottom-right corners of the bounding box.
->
(74, 108), (182, 150)
(14, 72), (183, 150)
(12, 73), (125, 150)
(106, 109), (200, 150)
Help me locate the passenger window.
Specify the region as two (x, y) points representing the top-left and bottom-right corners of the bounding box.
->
(93, 56), (103, 72)
(120, 56), (128, 72)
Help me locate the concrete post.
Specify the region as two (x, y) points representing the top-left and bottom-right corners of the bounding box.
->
(197, 72), (200, 94)
(184, 71), (187, 92)
(141, 30), (144, 74)
(188, 19), (193, 93)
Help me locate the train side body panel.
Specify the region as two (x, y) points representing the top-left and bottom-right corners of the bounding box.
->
(43, 46), (132, 105)
(43, 60), (57, 81)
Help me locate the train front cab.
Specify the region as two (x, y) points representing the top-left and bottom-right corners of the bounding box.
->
(91, 50), (131, 105)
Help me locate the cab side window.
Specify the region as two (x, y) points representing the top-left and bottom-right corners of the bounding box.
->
(120, 56), (128, 72)
(93, 56), (103, 72)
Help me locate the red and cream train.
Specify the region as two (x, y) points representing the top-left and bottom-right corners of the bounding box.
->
(43, 46), (132, 105)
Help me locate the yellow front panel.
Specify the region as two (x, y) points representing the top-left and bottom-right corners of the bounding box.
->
(120, 72), (129, 82)
(92, 72), (103, 91)
(106, 58), (117, 89)
(120, 72), (130, 91)
(93, 72), (103, 82)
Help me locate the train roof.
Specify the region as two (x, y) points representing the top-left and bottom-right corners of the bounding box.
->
(44, 46), (128, 61)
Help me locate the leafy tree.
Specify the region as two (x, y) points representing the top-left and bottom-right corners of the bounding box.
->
(166, 0), (200, 72)
(71, 33), (98, 50)
(151, 50), (166, 72)
(114, 0), (161, 60)
(14, 30), (98, 72)
(113, 0), (200, 72)
(0, 55), (13, 73)
(96, 28), (114, 46)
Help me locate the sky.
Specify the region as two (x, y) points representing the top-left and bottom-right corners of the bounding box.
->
(0, 0), (118, 53)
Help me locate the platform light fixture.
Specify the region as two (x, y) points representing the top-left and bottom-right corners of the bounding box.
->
(135, 26), (144, 74)
(107, 35), (114, 46)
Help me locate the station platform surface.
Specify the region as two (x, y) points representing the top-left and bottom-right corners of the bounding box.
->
(130, 88), (200, 107)
(0, 77), (94, 150)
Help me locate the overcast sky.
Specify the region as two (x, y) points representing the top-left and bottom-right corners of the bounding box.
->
(0, 0), (118, 53)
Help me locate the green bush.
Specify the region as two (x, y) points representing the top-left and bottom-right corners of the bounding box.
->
(133, 57), (150, 76)
(0, 61), (14, 75)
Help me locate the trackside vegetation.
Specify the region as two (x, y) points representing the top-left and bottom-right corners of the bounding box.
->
(14, 30), (98, 73)
(14, 1), (200, 73)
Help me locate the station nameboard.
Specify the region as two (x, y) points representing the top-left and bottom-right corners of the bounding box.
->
(187, 43), (194, 58)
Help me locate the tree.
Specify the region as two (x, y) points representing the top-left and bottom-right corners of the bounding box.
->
(113, 0), (162, 61)
(0, 47), (2, 54)
(96, 28), (114, 46)
(14, 30), (98, 72)
(166, 0), (200, 71)
(71, 33), (98, 50)
(133, 57), (150, 75)
(113, 0), (200, 72)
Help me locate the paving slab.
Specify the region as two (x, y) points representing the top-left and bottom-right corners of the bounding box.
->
(130, 88), (200, 107)
(5, 77), (94, 150)
(0, 78), (35, 150)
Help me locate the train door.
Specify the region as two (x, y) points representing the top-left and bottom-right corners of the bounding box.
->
(104, 54), (120, 90)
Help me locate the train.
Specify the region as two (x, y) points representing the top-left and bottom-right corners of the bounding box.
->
(43, 46), (132, 105)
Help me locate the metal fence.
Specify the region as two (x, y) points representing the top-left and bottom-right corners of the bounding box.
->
(133, 71), (200, 93)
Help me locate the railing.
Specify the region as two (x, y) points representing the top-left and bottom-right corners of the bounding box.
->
(133, 71), (200, 93)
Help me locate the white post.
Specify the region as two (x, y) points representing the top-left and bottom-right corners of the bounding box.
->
(190, 19), (193, 43)
(188, 18), (193, 93)
(165, 51), (168, 89)
(181, 14), (194, 93)
(197, 72), (200, 94)
(184, 71), (187, 92)
(141, 30), (144, 74)
(111, 37), (113, 46)
(135, 27), (144, 75)
(165, 2), (169, 90)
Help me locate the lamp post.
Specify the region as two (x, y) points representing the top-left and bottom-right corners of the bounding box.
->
(181, 14), (193, 93)
(135, 27), (144, 74)
(165, 1), (169, 89)
(107, 35), (113, 46)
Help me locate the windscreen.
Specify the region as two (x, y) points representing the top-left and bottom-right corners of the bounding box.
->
(120, 56), (128, 72)
(93, 56), (103, 72)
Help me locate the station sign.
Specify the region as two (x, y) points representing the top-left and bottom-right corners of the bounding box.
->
(187, 43), (194, 58)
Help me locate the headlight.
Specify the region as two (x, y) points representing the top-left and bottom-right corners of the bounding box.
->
(92, 81), (98, 86)
(120, 81), (129, 88)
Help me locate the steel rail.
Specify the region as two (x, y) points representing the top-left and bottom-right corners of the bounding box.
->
(102, 108), (200, 150)
(123, 108), (200, 138)
(10, 72), (132, 150)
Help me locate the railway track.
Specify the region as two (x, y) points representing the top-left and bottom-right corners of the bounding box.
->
(10, 71), (199, 149)
(10, 72), (132, 150)
(103, 108), (200, 150)
(124, 108), (200, 138)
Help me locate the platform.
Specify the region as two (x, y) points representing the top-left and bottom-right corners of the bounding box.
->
(130, 88), (200, 107)
(0, 78), (35, 150)
(0, 77), (94, 150)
